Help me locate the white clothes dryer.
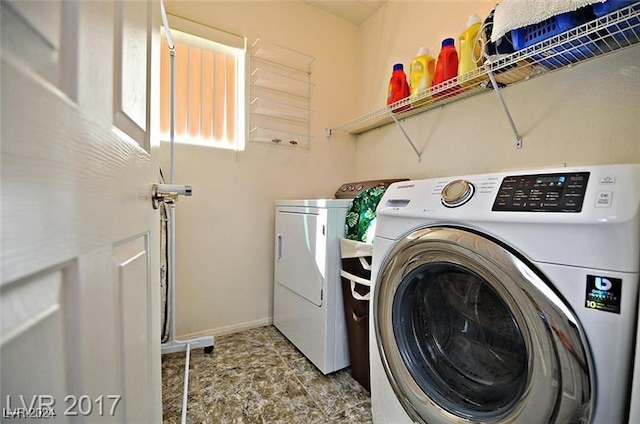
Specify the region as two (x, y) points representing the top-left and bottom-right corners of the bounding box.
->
(274, 198), (351, 374)
(369, 164), (640, 424)
(274, 179), (405, 375)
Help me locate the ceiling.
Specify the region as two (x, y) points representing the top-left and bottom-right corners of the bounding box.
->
(302, 0), (388, 26)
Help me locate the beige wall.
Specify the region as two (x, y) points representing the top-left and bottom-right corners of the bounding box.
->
(354, 1), (640, 179)
(162, 0), (359, 337)
(164, 0), (640, 338)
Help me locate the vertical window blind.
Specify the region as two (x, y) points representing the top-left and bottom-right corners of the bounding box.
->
(160, 17), (245, 150)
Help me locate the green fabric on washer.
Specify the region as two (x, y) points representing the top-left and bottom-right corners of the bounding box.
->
(344, 186), (387, 243)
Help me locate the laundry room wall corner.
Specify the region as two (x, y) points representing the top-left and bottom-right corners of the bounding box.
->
(160, 0), (359, 338)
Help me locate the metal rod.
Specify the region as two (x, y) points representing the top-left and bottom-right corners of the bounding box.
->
(168, 40), (178, 351)
(486, 70), (523, 149)
(159, 4), (214, 423)
(169, 205), (177, 344)
(181, 342), (191, 424)
(160, 0), (176, 183)
(162, 0), (178, 344)
(159, 0), (215, 357)
(170, 48), (176, 184)
(389, 112), (422, 160)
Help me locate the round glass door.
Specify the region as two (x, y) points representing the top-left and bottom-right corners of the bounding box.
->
(393, 263), (527, 419)
(374, 227), (592, 424)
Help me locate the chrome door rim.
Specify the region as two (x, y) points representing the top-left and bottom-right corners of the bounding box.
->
(374, 227), (592, 424)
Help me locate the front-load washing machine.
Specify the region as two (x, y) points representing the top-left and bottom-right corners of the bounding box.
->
(369, 164), (640, 424)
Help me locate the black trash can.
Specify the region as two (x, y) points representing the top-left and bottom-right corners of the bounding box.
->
(340, 238), (373, 391)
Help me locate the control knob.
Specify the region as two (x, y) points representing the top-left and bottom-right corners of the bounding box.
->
(441, 179), (475, 208)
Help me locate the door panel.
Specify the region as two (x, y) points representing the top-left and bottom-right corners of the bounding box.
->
(275, 210), (326, 306)
(115, 236), (152, 422)
(0, 0), (65, 88)
(1, 0), (161, 421)
(114, 0), (148, 145)
(77, 0), (114, 127)
(1, 269), (70, 423)
(73, 247), (123, 423)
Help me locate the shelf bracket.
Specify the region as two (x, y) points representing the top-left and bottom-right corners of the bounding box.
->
(486, 70), (523, 149)
(389, 112), (422, 161)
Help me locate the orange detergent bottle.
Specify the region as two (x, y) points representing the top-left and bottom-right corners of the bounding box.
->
(409, 47), (436, 107)
(433, 38), (459, 97)
(387, 63), (410, 112)
(458, 14), (484, 87)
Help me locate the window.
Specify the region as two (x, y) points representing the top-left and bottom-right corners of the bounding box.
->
(160, 15), (246, 150)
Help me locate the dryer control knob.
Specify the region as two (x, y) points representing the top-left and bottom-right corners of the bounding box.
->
(441, 179), (475, 208)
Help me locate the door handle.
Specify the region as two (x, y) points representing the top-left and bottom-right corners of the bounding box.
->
(277, 235), (282, 261)
(151, 183), (193, 209)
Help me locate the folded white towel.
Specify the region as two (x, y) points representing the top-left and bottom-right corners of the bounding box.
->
(491, 0), (606, 42)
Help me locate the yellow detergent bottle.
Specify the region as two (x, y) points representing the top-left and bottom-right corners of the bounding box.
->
(458, 14), (484, 87)
(409, 47), (435, 107)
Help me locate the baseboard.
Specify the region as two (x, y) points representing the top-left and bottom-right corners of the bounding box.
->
(176, 317), (274, 340)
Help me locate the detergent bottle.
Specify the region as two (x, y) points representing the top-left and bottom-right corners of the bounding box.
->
(387, 63), (410, 112)
(409, 47), (436, 107)
(458, 13), (484, 87)
(433, 38), (459, 97)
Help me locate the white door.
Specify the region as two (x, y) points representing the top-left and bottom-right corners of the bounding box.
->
(275, 208), (327, 306)
(1, 0), (162, 422)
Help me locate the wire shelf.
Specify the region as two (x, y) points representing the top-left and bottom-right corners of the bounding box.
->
(330, 2), (640, 135)
(250, 126), (310, 148)
(250, 97), (312, 122)
(250, 38), (314, 74)
(249, 38), (314, 148)
(251, 67), (314, 98)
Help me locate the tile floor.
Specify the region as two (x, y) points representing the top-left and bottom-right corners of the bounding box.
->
(162, 325), (372, 423)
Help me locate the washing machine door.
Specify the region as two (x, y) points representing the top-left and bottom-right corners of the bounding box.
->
(374, 227), (592, 424)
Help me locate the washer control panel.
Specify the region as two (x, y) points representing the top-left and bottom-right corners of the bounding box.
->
(492, 172), (590, 212)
